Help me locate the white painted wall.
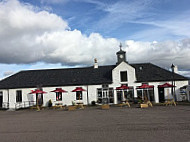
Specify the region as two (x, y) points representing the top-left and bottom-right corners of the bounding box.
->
(186, 86), (190, 101)
(0, 62), (188, 109)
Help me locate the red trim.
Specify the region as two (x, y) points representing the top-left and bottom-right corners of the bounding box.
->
(51, 88), (67, 93)
(116, 85), (132, 90)
(137, 84), (154, 89)
(158, 83), (175, 88)
(29, 89), (47, 94)
(72, 87), (86, 92)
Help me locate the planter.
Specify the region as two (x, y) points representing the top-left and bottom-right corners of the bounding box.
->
(140, 103), (148, 108)
(101, 104), (110, 110)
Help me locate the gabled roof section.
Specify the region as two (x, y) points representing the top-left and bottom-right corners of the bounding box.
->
(0, 63), (188, 89)
(0, 65), (115, 89)
(131, 63), (188, 82)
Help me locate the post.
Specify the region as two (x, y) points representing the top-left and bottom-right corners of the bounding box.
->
(171, 64), (175, 101)
(86, 85), (89, 105)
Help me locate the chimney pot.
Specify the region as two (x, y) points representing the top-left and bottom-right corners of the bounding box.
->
(94, 58), (98, 69)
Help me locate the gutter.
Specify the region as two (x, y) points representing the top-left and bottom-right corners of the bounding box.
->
(86, 85), (89, 105)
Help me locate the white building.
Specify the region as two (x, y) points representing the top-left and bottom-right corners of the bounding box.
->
(0, 48), (189, 109)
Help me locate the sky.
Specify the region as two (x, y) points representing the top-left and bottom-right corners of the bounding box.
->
(0, 0), (190, 79)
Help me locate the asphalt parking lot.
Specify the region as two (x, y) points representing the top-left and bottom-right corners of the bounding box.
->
(0, 105), (190, 142)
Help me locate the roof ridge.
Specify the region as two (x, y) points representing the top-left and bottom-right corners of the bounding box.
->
(19, 64), (116, 73)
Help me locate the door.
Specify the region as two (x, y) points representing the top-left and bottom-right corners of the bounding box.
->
(0, 95), (3, 108)
(36, 93), (43, 106)
(117, 91), (122, 103)
(158, 88), (165, 102)
(102, 90), (108, 104)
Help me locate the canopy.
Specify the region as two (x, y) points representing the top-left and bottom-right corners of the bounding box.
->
(137, 84), (154, 89)
(51, 88), (67, 93)
(29, 89), (47, 94)
(72, 87), (86, 92)
(158, 83), (175, 88)
(116, 85), (131, 90)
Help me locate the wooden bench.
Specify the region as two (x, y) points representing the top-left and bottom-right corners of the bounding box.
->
(76, 102), (84, 109)
(118, 102), (130, 108)
(146, 101), (153, 107)
(30, 105), (41, 111)
(165, 100), (176, 106)
(67, 105), (77, 111)
(52, 103), (63, 109)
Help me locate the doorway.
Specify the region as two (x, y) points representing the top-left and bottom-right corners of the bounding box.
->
(158, 88), (165, 102)
(36, 93), (43, 106)
(117, 91), (122, 103)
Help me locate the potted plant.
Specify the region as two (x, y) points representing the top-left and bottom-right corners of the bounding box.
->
(48, 99), (52, 108)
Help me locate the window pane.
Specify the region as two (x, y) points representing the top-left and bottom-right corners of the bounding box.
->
(148, 89), (154, 101)
(76, 91), (82, 100)
(127, 89), (134, 101)
(137, 90), (142, 100)
(109, 88), (114, 98)
(16, 90), (22, 102)
(120, 71), (127, 82)
(98, 89), (102, 98)
(56, 92), (62, 101)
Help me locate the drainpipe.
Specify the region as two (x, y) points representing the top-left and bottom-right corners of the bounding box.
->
(7, 89), (9, 108)
(87, 85), (89, 105)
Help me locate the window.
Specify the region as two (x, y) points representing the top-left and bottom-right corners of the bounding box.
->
(16, 90), (22, 102)
(120, 71), (127, 82)
(117, 88), (134, 103)
(76, 91), (82, 100)
(97, 89), (102, 103)
(56, 92), (62, 101)
(137, 89), (154, 102)
(97, 88), (114, 104)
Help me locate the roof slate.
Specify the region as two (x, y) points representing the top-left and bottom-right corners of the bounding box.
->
(0, 63), (188, 89)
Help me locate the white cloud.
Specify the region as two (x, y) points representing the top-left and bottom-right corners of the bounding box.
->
(89, 0), (154, 32)
(124, 39), (190, 70)
(3, 71), (15, 77)
(129, 10), (190, 40)
(0, 0), (119, 65)
(0, 0), (190, 78)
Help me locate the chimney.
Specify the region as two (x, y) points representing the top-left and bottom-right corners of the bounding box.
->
(174, 65), (178, 73)
(94, 58), (98, 69)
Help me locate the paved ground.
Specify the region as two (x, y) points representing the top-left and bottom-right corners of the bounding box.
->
(0, 105), (190, 142)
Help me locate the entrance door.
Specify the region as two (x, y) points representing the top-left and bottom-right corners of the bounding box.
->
(0, 95), (3, 108)
(102, 90), (108, 104)
(36, 93), (43, 106)
(158, 88), (165, 102)
(117, 91), (122, 103)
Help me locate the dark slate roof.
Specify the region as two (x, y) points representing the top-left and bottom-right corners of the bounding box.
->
(116, 49), (126, 54)
(0, 65), (114, 89)
(0, 63), (188, 89)
(131, 63), (188, 82)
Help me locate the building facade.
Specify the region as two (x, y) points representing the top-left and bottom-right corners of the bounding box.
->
(0, 49), (189, 109)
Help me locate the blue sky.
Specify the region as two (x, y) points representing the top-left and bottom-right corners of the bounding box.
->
(20, 0), (190, 40)
(0, 0), (190, 79)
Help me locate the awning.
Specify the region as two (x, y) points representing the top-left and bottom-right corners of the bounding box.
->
(158, 83), (175, 88)
(116, 85), (132, 90)
(72, 87), (86, 92)
(51, 88), (67, 93)
(137, 84), (154, 89)
(29, 89), (47, 94)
